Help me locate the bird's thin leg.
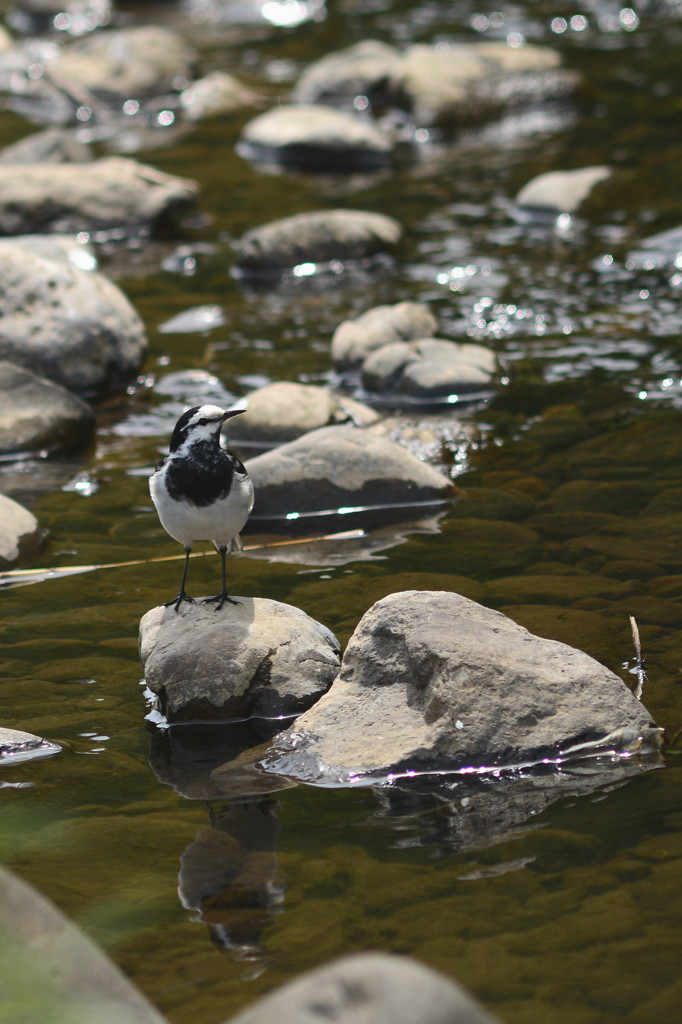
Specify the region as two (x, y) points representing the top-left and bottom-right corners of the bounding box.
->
(203, 544), (239, 610)
(165, 546), (195, 611)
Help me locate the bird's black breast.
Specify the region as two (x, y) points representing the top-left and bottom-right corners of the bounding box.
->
(164, 445), (239, 507)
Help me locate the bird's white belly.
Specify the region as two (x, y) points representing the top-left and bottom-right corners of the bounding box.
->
(150, 470), (254, 549)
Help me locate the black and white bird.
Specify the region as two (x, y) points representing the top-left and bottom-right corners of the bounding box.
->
(149, 404), (254, 611)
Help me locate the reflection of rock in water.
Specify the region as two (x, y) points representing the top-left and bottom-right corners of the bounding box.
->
(148, 720), (295, 800)
(370, 754), (662, 856)
(178, 799), (284, 958)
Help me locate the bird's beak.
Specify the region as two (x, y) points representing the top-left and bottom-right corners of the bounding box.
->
(220, 407), (246, 423)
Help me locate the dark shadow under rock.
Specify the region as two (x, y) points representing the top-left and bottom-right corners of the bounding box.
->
(148, 720), (296, 800)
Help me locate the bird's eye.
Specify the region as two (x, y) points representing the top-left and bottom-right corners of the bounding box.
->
(198, 417), (208, 426)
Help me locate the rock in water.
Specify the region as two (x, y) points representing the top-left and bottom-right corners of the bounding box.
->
(0, 361), (95, 455)
(0, 494), (42, 569)
(227, 952), (502, 1024)
(139, 598), (340, 723)
(245, 424), (454, 525)
(0, 245), (146, 395)
(262, 590), (661, 784)
(235, 209), (402, 276)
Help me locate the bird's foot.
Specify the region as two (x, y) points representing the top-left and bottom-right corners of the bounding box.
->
(203, 592), (239, 611)
(165, 592), (196, 612)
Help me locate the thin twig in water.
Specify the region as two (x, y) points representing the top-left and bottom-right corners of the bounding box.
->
(629, 615), (646, 700)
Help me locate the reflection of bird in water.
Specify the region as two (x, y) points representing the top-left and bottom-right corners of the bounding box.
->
(178, 800), (284, 962)
(149, 404), (254, 611)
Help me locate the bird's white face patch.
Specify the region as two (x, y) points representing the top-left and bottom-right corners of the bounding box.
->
(170, 404), (228, 455)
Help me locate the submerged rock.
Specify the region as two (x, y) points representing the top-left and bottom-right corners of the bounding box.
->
(0, 493), (42, 569)
(332, 301), (438, 371)
(245, 424), (454, 525)
(262, 590), (661, 784)
(227, 952), (502, 1024)
(229, 381), (379, 445)
(0, 361), (95, 455)
(235, 209), (402, 277)
(238, 104), (394, 168)
(139, 598), (340, 723)
(0, 245), (146, 395)
(627, 224), (682, 272)
(361, 337), (496, 399)
(515, 166), (612, 215)
(0, 157), (198, 236)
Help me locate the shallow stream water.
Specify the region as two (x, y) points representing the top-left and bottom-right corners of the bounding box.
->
(2, 2), (682, 1022)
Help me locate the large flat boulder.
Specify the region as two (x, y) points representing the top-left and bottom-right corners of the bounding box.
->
(140, 598), (341, 724)
(262, 590), (661, 784)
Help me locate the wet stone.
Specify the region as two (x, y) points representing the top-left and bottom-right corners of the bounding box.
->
(229, 381), (379, 445)
(332, 301), (437, 371)
(515, 166), (612, 215)
(227, 952), (503, 1024)
(0, 727), (60, 765)
(235, 208), (402, 277)
(292, 39), (403, 109)
(262, 590), (661, 784)
(180, 70), (261, 120)
(0, 127), (92, 164)
(237, 104), (394, 168)
(0, 157), (198, 236)
(0, 493), (42, 569)
(361, 337), (496, 399)
(48, 25), (197, 101)
(0, 244), (147, 395)
(0, 361), (95, 456)
(294, 38), (575, 128)
(0, 864), (166, 1024)
(139, 597), (341, 724)
(244, 424), (454, 526)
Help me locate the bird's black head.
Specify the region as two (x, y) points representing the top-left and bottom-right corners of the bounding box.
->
(169, 404), (245, 454)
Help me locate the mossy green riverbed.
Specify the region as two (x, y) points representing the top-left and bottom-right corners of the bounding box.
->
(2, 2), (682, 1022)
